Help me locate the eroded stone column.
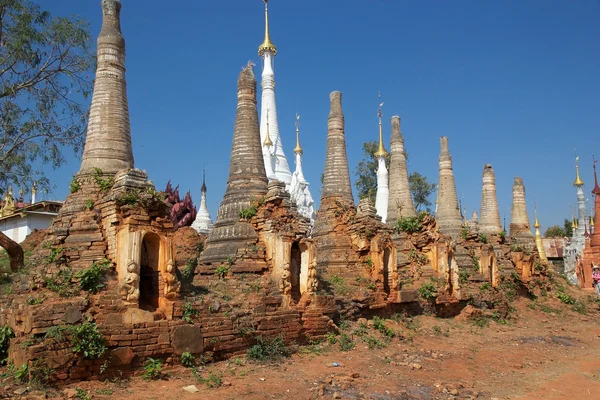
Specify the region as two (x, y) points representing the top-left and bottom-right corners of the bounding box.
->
(509, 177), (533, 240)
(79, 0), (133, 176)
(436, 137), (462, 238)
(200, 63), (268, 264)
(479, 164), (502, 235)
(319, 91), (353, 205)
(387, 116), (416, 223)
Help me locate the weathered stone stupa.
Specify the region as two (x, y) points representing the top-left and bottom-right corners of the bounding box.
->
(386, 116), (416, 223)
(312, 91), (357, 272)
(200, 63), (268, 265)
(478, 164), (502, 235)
(436, 137), (462, 238)
(191, 170), (214, 235)
(576, 160), (600, 288)
(78, 0), (133, 176)
(509, 177), (533, 241)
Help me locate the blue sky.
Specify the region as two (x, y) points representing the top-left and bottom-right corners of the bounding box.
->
(35, 0), (600, 231)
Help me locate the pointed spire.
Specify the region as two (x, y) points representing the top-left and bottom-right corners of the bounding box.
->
(319, 91), (353, 204)
(200, 63), (268, 264)
(374, 92), (388, 158)
(574, 156), (584, 186)
(201, 166), (207, 194)
(592, 156), (600, 195)
(78, 0), (133, 176)
(31, 181), (37, 204)
(386, 116), (416, 222)
(534, 204), (548, 262)
(294, 113), (303, 155)
(258, 0), (277, 56)
(436, 137), (462, 238)
(263, 108), (273, 147)
(509, 177), (533, 240)
(479, 164), (502, 235)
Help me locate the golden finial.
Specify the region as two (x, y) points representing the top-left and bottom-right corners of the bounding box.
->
(32, 182), (37, 195)
(373, 92), (388, 158)
(263, 108), (273, 147)
(574, 156), (584, 186)
(534, 203), (540, 229)
(258, 0), (277, 56)
(591, 215), (595, 227)
(294, 113), (303, 154)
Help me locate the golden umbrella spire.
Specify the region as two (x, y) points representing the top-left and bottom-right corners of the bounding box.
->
(574, 156), (584, 186)
(263, 108), (273, 147)
(294, 113), (303, 154)
(258, 0), (277, 56)
(374, 92), (388, 158)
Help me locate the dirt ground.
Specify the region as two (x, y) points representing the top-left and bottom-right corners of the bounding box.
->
(5, 293), (598, 400)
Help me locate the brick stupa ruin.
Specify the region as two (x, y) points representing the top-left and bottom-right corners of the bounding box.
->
(386, 116), (416, 223)
(436, 137), (462, 238)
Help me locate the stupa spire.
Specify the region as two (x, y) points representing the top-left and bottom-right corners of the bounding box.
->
(258, 0), (292, 186)
(479, 164), (502, 235)
(192, 166), (214, 235)
(386, 116), (415, 222)
(200, 63), (268, 264)
(436, 137), (462, 238)
(78, 0), (133, 176)
(319, 91), (353, 204)
(374, 93), (388, 222)
(289, 113), (315, 222)
(509, 177), (533, 240)
(574, 156), (584, 187)
(258, 0), (277, 56)
(533, 203), (548, 263)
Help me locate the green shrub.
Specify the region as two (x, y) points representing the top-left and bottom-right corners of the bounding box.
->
(84, 199), (94, 210)
(461, 225), (469, 240)
(246, 335), (290, 362)
(180, 352), (195, 367)
(362, 335), (386, 350)
(215, 264), (229, 279)
(394, 217), (422, 234)
(459, 269), (471, 284)
(0, 325), (15, 364)
(418, 283), (437, 300)
(478, 233), (488, 244)
(76, 388), (92, 400)
(182, 302), (198, 324)
(76, 259), (110, 293)
(70, 320), (106, 359)
(408, 249), (428, 266)
(46, 246), (65, 264)
(557, 291), (575, 305)
(480, 282), (491, 291)
(193, 368), (222, 388)
(338, 333), (355, 351)
(499, 231), (507, 240)
(26, 296), (44, 305)
(93, 168), (113, 192)
(116, 191), (139, 206)
(142, 358), (162, 380)
(181, 258), (197, 283)
(326, 332), (338, 344)
(239, 204), (258, 220)
(13, 363), (29, 384)
(70, 176), (80, 193)
(45, 268), (77, 297)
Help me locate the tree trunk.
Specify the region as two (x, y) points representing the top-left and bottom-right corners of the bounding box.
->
(0, 230), (24, 272)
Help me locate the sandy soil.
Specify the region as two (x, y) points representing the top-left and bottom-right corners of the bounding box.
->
(9, 294), (593, 400)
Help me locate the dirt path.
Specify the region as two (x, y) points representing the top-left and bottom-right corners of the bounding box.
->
(5, 297), (600, 400)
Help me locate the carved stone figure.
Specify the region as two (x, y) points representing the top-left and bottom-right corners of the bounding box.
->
(280, 261), (292, 295)
(121, 259), (140, 302)
(307, 259), (318, 293)
(163, 259), (181, 299)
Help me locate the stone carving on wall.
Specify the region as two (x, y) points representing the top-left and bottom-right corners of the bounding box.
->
(163, 259), (181, 299)
(307, 259), (318, 294)
(121, 259), (140, 302)
(280, 261), (292, 295)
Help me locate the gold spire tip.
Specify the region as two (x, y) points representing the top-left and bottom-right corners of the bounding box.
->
(374, 92), (388, 158)
(263, 108), (273, 147)
(574, 156), (584, 186)
(258, 0), (277, 56)
(294, 113), (303, 154)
